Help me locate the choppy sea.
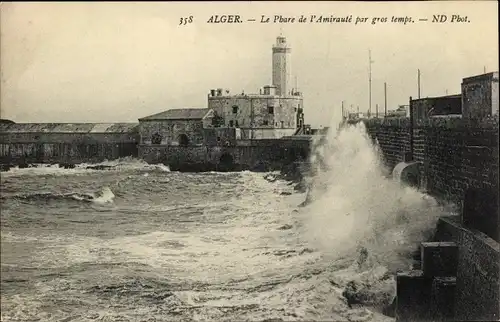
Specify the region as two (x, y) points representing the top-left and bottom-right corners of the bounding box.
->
(1, 123), (453, 322)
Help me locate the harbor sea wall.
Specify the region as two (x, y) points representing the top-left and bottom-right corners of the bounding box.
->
(138, 137), (312, 172)
(359, 115), (499, 321)
(0, 123), (139, 167)
(362, 116), (499, 207)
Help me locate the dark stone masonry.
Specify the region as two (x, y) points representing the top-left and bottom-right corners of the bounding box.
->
(358, 72), (499, 322)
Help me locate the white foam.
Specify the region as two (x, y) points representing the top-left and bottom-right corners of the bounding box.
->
(92, 186), (115, 204)
(301, 116), (453, 272)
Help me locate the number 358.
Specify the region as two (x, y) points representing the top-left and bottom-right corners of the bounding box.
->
(179, 16), (194, 25)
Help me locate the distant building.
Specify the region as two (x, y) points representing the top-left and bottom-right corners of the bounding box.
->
(385, 105), (410, 118)
(462, 72), (499, 119)
(409, 71), (499, 122)
(0, 122), (138, 164)
(138, 108), (213, 146)
(411, 94), (462, 122)
(207, 35), (304, 140)
(348, 112), (366, 120)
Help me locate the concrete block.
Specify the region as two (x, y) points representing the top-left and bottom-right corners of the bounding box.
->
(430, 276), (456, 321)
(396, 270), (433, 322)
(455, 228), (500, 321)
(433, 216), (461, 243)
(420, 242), (458, 277)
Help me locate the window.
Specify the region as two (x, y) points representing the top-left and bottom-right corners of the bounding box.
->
(151, 133), (162, 145)
(229, 120), (234, 127)
(263, 120), (269, 126)
(235, 120), (239, 128)
(217, 136), (221, 142)
(268, 106), (274, 114)
(232, 105), (239, 114)
(280, 121), (284, 128)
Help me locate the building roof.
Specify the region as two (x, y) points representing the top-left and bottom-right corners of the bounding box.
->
(462, 71), (499, 82)
(0, 123), (139, 133)
(139, 108), (209, 121)
(412, 94), (461, 101)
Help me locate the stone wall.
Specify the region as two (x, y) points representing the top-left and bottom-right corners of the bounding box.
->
(365, 114), (499, 321)
(207, 95), (302, 138)
(138, 119), (204, 146)
(239, 128), (297, 139)
(363, 117), (499, 205)
(138, 138), (311, 171)
(362, 118), (412, 172)
(454, 227), (500, 321)
(203, 128), (240, 145)
(0, 133), (138, 164)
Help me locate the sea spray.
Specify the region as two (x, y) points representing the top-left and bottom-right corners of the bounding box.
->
(303, 120), (447, 267)
(298, 117), (453, 313)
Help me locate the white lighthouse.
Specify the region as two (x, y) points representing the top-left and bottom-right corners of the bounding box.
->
(272, 35), (292, 97)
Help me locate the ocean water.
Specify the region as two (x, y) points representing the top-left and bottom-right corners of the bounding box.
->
(0, 124), (453, 322)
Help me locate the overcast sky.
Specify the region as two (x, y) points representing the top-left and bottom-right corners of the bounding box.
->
(1, 1), (498, 127)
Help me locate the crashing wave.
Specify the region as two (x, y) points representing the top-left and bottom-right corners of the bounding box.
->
(297, 117), (453, 315)
(2, 186), (115, 204)
(0, 158), (171, 176)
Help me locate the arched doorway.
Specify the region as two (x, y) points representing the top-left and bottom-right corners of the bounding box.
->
(299, 148), (308, 160)
(178, 134), (189, 147)
(218, 153), (234, 172)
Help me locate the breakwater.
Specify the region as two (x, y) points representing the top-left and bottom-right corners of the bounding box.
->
(138, 137), (312, 172)
(335, 115), (499, 321)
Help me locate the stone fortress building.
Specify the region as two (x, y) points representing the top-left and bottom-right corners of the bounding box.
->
(138, 35), (305, 147)
(206, 35), (304, 140)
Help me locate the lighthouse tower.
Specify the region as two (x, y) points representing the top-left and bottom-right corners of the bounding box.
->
(272, 35), (292, 97)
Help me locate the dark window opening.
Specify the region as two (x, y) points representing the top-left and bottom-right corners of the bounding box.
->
(218, 153), (235, 172)
(268, 106), (274, 114)
(217, 136), (221, 142)
(229, 120), (234, 127)
(280, 121), (284, 128)
(263, 120), (269, 126)
(178, 134), (189, 147)
(151, 133), (162, 145)
(232, 105), (239, 114)
(235, 120), (239, 127)
(212, 114), (224, 128)
(275, 122), (278, 126)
